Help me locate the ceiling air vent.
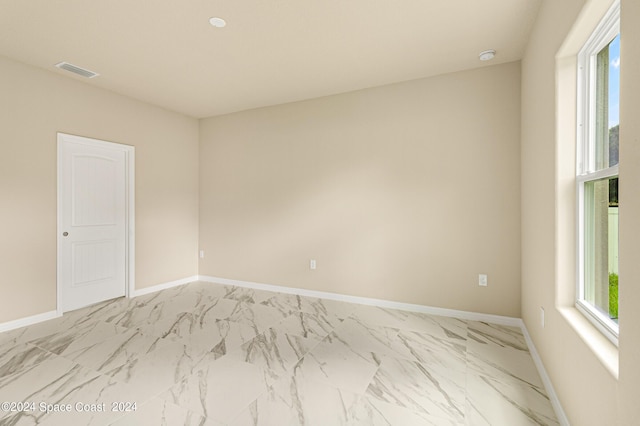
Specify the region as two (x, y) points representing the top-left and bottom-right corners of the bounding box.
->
(55, 62), (99, 78)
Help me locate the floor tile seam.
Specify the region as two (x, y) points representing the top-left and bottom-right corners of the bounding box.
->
(360, 350), (467, 377)
(464, 375), (559, 425)
(58, 348), (150, 386)
(366, 394), (466, 426)
(130, 313), (259, 341)
(1, 362), (110, 412)
(222, 386), (271, 425)
(464, 347), (546, 390)
(267, 325), (338, 344)
(72, 361), (144, 391)
(120, 374), (190, 411)
(172, 376), (265, 425)
(296, 374), (376, 401)
(364, 383), (465, 425)
(104, 408), (131, 426)
(465, 367), (550, 399)
(63, 334), (186, 376)
(225, 399), (271, 426)
(345, 319), (471, 340)
(0, 410), (45, 424)
(142, 395), (210, 425)
(365, 355), (468, 415)
(294, 333), (326, 360)
(8, 325), (89, 350)
(98, 346), (197, 387)
(336, 318), (404, 333)
(316, 333), (466, 366)
(226, 303), (291, 324)
(239, 340), (321, 384)
(6, 341), (52, 356)
(0, 347), (77, 383)
(132, 320), (202, 341)
(464, 355), (545, 386)
(54, 353), (112, 380)
(117, 325), (179, 346)
(465, 344), (536, 364)
(462, 356), (472, 426)
(391, 332), (471, 359)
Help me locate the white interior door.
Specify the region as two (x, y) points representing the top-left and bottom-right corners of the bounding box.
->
(58, 133), (130, 313)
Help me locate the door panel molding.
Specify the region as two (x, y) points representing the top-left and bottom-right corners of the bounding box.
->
(57, 133), (135, 314)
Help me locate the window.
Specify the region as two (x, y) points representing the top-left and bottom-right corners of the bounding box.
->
(576, 1), (620, 344)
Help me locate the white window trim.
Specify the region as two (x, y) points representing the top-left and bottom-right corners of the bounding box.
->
(575, 0), (620, 346)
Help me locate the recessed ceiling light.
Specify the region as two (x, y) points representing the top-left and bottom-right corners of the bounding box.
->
(479, 50), (496, 61)
(209, 17), (226, 28)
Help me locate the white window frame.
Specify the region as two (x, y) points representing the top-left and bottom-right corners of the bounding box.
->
(576, 0), (620, 346)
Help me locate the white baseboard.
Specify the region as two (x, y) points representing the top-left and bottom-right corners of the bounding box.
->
(0, 275), (198, 334)
(198, 275), (521, 326)
(520, 321), (570, 426)
(0, 310), (60, 333)
(131, 275), (199, 298)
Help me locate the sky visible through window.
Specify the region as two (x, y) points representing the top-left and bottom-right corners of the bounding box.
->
(609, 34), (620, 129)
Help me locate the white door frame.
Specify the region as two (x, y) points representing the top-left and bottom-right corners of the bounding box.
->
(56, 133), (135, 315)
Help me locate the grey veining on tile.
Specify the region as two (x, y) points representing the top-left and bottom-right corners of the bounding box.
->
(465, 371), (559, 426)
(230, 367), (457, 426)
(30, 320), (126, 355)
(227, 302), (290, 335)
(365, 397), (464, 426)
(273, 310), (342, 341)
(330, 317), (409, 360)
(0, 355), (141, 425)
(294, 333), (381, 394)
(394, 329), (467, 371)
(220, 286), (275, 305)
(260, 293), (355, 320)
(366, 356), (466, 423)
(0, 356), (90, 420)
(0, 343), (55, 379)
(229, 368), (377, 426)
(224, 327), (318, 386)
(467, 321), (528, 351)
(134, 298), (240, 340)
(159, 356), (269, 424)
(103, 338), (207, 401)
(59, 328), (167, 373)
(351, 305), (468, 341)
(0, 281), (559, 425)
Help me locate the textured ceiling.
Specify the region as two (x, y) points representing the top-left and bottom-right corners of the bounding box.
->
(0, 0), (541, 118)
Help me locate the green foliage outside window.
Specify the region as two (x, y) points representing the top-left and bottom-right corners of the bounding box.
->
(609, 273), (618, 319)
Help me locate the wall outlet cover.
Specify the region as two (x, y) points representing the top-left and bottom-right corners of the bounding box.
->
(479, 274), (488, 286)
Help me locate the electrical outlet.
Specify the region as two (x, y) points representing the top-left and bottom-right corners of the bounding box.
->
(199, 250), (205, 259)
(310, 259), (316, 270)
(478, 274), (488, 287)
(541, 307), (545, 328)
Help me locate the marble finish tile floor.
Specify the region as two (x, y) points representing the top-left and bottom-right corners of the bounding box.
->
(0, 281), (559, 425)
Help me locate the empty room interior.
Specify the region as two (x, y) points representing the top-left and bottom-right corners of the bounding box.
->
(0, 0), (638, 424)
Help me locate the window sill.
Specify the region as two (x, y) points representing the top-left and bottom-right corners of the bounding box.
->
(558, 306), (619, 379)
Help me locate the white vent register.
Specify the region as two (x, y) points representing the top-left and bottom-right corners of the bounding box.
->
(55, 62), (99, 78)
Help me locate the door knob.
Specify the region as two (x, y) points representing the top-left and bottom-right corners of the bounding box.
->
(63, 232), (69, 237)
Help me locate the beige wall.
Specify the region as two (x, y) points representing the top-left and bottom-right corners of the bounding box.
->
(0, 55), (199, 323)
(522, 0), (640, 423)
(617, 0), (640, 422)
(200, 62), (522, 317)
